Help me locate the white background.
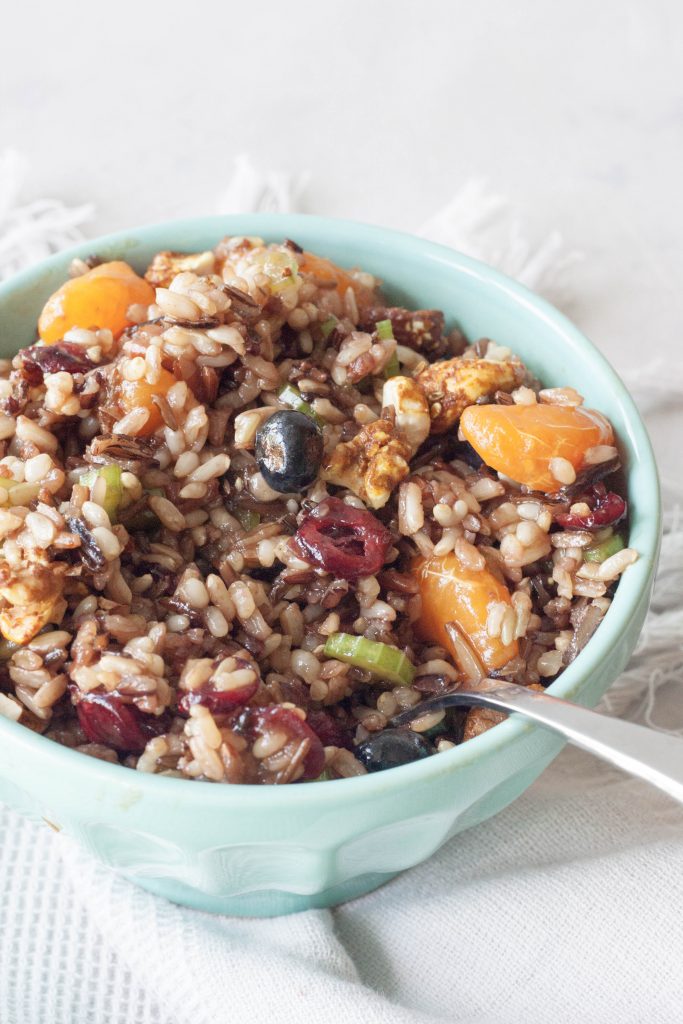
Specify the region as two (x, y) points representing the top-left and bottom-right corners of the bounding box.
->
(2, 0), (682, 476)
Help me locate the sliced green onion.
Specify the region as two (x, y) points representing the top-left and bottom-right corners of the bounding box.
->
(584, 533), (624, 564)
(375, 318), (394, 341)
(323, 633), (415, 687)
(320, 316), (338, 339)
(313, 769), (332, 782)
(383, 352), (400, 379)
(79, 465), (123, 522)
(0, 476), (41, 507)
(236, 508), (261, 532)
(278, 384), (321, 424)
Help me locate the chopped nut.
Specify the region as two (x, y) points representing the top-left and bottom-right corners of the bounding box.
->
(362, 307), (447, 357)
(144, 251), (216, 288)
(463, 706), (507, 741)
(322, 414), (412, 509)
(381, 376), (430, 451)
(416, 356), (525, 434)
(0, 564), (66, 645)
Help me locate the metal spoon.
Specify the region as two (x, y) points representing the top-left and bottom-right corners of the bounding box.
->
(393, 680), (683, 804)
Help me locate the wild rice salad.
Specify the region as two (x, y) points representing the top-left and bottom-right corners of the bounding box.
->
(0, 238), (637, 783)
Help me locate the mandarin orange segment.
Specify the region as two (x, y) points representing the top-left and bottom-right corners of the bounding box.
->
(459, 403), (614, 493)
(298, 251), (374, 311)
(38, 261), (155, 345)
(117, 368), (177, 436)
(414, 554), (518, 672)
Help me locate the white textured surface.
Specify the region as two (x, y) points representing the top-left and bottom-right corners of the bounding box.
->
(1, 2), (683, 1021)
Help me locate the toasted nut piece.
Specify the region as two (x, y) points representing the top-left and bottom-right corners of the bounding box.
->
(382, 376), (430, 452)
(144, 251), (216, 288)
(0, 564), (66, 645)
(361, 307), (448, 357)
(322, 415), (412, 509)
(463, 706), (507, 741)
(416, 357), (525, 434)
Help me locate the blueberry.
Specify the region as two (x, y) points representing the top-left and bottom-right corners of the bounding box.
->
(255, 410), (324, 494)
(355, 729), (434, 773)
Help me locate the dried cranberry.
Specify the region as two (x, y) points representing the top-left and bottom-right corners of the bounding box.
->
(306, 709), (354, 750)
(293, 497), (392, 581)
(20, 342), (95, 378)
(75, 691), (168, 753)
(241, 706), (325, 780)
(556, 484), (627, 531)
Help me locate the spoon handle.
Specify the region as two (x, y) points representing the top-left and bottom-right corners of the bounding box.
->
(399, 683), (683, 804)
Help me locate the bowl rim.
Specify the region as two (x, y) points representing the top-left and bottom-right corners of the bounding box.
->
(0, 212), (661, 809)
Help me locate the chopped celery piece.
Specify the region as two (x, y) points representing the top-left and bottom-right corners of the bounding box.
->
(323, 633), (415, 687)
(377, 320), (399, 377)
(320, 316), (338, 339)
(375, 318), (394, 340)
(236, 508), (261, 532)
(383, 352), (400, 379)
(584, 533), (624, 563)
(278, 384), (321, 424)
(79, 465), (123, 522)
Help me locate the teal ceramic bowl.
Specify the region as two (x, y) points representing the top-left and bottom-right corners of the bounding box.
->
(0, 215), (660, 917)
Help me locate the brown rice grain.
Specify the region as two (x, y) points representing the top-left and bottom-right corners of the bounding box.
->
(149, 496), (186, 532)
(549, 457), (577, 486)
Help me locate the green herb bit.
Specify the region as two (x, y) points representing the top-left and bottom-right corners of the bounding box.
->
(320, 316), (338, 340)
(79, 465), (123, 522)
(584, 534), (625, 564)
(383, 352), (400, 379)
(375, 318), (394, 341)
(278, 384), (321, 424)
(236, 508), (261, 532)
(323, 633), (416, 687)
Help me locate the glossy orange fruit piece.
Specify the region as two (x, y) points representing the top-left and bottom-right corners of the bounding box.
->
(38, 261), (155, 345)
(414, 554), (518, 672)
(117, 368), (177, 437)
(298, 251), (374, 312)
(459, 403), (614, 493)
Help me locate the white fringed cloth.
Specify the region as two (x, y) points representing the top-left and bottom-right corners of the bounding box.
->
(1, 153), (682, 1024)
